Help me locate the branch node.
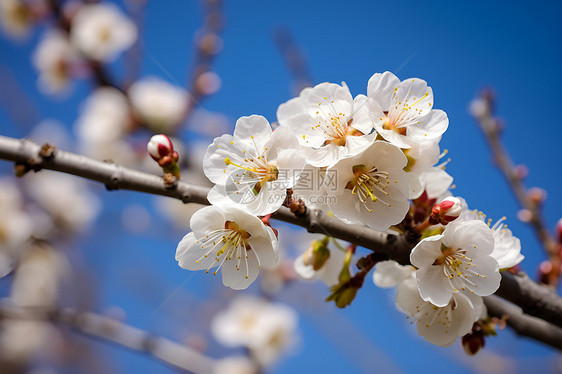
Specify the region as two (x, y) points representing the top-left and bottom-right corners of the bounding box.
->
(163, 173), (178, 189)
(308, 209), (321, 233)
(39, 143), (56, 159)
(106, 173), (121, 191)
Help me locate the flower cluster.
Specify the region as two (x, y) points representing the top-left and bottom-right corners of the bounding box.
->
(172, 71), (524, 349)
(372, 204), (523, 347)
(175, 71), (452, 287)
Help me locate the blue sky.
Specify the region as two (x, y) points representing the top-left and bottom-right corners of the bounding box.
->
(1, 0), (561, 373)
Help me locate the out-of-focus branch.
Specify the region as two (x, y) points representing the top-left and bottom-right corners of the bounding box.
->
(47, 0), (124, 91)
(123, 0), (147, 87)
(273, 26), (313, 96)
(1, 135), (562, 348)
(183, 0), (224, 121)
(470, 90), (559, 285)
(0, 303), (215, 373)
(484, 295), (562, 349)
(0, 65), (40, 129)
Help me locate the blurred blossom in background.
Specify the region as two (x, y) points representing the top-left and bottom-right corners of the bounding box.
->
(0, 0), (561, 373)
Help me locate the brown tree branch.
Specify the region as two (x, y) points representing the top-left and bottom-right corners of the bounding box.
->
(0, 135), (561, 350)
(484, 295), (562, 349)
(0, 302), (215, 373)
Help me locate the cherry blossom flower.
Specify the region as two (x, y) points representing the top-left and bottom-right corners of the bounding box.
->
(175, 205), (279, 290)
(373, 260), (484, 347)
(129, 77), (187, 131)
(367, 71), (448, 148)
(326, 141), (410, 231)
(0, 244), (69, 365)
(0, 0), (32, 38)
(75, 87), (135, 165)
(277, 82), (376, 167)
(204, 115), (305, 216)
(211, 295), (298, 366)
(489, 218), (524, 269)
(70, 2), (137, 62)
(0, 178), (33, 278)
(451, 204), (524, 270)
(396, 276), (484, 347)
(24, 171), (101, 234)
(32, 30), (77, 94)
(410, 220), (501, 307)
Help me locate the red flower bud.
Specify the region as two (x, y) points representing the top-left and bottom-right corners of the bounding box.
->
(462, 323), (485, 356)
(430, 196), (462, 225)
(147, 134), (174, 162)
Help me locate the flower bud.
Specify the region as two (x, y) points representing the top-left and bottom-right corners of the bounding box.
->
(325, 249), (363, 308)
(302, 237), (331, 271)
(517, 209), (532, 223)
(527, 187), (547, 207)
(462, 323), (485, 356)
(468, 98), (489, 119)
(538, 260), (554, 285)
(147, 134), (174, 161)
(430, 196), (462, 225)
(147, 134), (180, 178)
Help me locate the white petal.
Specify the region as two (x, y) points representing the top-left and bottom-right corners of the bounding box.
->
(264, 126), (300, 161)
(202, 134), (237, 184)
(394, 277), (421, 314)
(360, 140), (408, 171)
(175, 232), (217, 271)
(410, 236), (443, 268)
(248, 230), (279, 268)
(372, 125), (413, 149)
(275, 149), (306, 188)
(460, 252), (500, 297)
(419, 168), (454, 199)
(416, 266), (454, 307)
(443, 220), (494, 256)
(302, 143), (342, 167)
(407, 109), (448, 141)
(277, 96), (307, 126)
(190, 205), (226, 236)
(394, 78), (433, 118)
(294, 254), (316, 280)
(318, 248), (347, 287)
(349, 94), (377, 134)
(373, 260), (415, 288)
(407, 172), (424, 199)
(221, 249), (260, 290)
(327, 189), (362, 225)
(232, 115), (272, 150)
(304, 82), (353, 107)
(367, 71), (401, 112)
(417, 293), (475, 347)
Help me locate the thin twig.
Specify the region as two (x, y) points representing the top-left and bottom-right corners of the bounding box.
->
(471, 90), (558, 284)
(0, 135), (562, 347)
(183, 0), (224, 121)
(0, 303), (215, 373)
(273, 26), (313, 96)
